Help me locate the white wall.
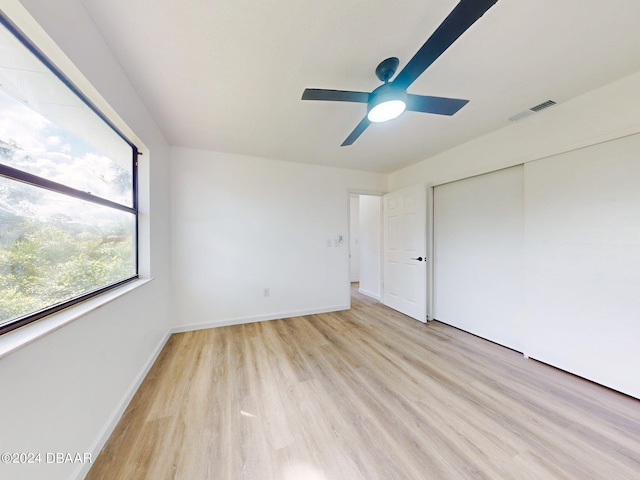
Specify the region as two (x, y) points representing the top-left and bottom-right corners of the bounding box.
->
(170, 148), (386, 330)
(349, 195), (360, 282)
(0, 2), (172, 480)
(389, 69), (640, 399)
(358, 195), (382, 300)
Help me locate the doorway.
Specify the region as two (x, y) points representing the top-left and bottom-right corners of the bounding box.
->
(348, 193), (383, 301)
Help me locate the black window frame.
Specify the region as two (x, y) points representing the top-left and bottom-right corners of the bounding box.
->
(0, 14), (139, 336)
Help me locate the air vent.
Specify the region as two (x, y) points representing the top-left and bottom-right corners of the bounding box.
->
(509, 99), (557, 122)
(530, 100), (556, 112)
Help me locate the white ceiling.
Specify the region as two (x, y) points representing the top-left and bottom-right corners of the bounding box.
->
(80, 0), (640, 173)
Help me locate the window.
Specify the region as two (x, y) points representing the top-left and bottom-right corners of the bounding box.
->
(0, 15), (138, 335)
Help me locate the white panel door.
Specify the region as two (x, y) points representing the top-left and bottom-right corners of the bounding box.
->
(434, 165), (524, 350)
(383, 184), (427, 322)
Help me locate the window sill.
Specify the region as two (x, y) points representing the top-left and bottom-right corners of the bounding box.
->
(0, 278), (153, 360)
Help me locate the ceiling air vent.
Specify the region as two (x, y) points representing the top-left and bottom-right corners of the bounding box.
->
(530, 99), (556, 112)
(509, 99), (557, 122)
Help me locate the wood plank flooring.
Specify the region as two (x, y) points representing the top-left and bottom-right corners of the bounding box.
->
(86, 286), (640, 479)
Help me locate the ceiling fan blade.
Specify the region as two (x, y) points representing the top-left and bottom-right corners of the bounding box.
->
(406, 94), (469, 116)
(341, 116), (371, 146)
(393, 0), (498, 90)
(302, 89), (369, 103)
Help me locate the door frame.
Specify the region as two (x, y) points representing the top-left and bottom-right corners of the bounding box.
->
(427, 184), (435, 321)
(346, 187), (435, 321)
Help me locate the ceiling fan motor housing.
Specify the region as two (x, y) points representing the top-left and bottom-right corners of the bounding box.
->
(375, 57), (400, 82)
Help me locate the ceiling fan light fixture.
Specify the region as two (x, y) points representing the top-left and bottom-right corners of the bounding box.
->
(368, 99), (406, 122)
(367, 84), (407, 123)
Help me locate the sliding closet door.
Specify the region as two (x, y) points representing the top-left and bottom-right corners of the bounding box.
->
(524, 134), (640, 397)
(434, 165), (524, 351)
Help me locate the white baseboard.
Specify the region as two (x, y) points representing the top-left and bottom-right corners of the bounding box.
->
(358, 288), (381, 301)
(72, 330), (171, 480)
(171, 304), (350, 333)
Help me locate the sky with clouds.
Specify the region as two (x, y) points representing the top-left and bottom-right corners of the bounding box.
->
(0, 89), (134, 231)
(0, 88), (132, 205)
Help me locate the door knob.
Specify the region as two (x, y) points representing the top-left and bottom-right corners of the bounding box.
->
(410, 256), (424, 261)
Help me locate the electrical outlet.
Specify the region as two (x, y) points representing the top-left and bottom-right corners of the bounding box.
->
(263, 288), (269, 297)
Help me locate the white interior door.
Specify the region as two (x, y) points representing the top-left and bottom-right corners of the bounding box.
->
(383, 184), (427, 322)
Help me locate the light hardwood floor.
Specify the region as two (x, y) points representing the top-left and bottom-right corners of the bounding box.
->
(86, 286), (640, 479)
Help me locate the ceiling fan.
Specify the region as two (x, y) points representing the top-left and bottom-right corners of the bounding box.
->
(301, 0), (499, 146)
